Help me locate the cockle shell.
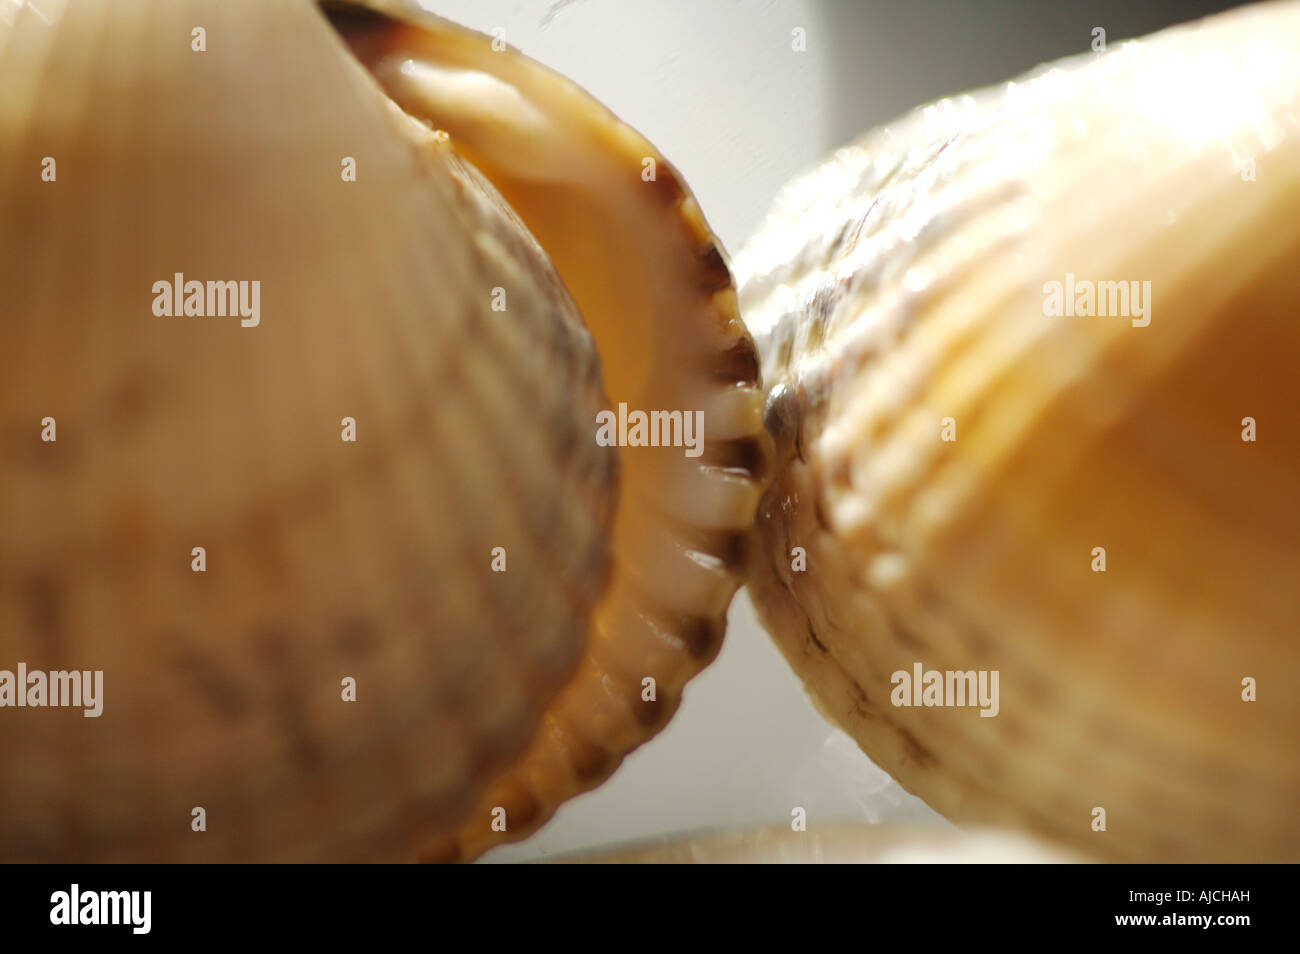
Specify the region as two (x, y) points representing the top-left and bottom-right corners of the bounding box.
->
(0, 0), (766, 862)
(325, 0), (770, 861)
(738, 1), (1300, 862)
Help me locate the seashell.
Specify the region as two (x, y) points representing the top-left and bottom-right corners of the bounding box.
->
(0, 0), (766, 862)
(737, 2), (1300, 863)
(322, 0), (770, 861)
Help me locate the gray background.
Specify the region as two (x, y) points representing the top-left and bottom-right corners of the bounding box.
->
(408, 0), (1246, 862)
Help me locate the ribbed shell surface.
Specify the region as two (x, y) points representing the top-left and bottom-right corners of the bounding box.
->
(0, 0), (615, 861)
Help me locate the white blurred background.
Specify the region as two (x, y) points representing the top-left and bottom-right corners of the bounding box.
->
(409, 0), (1244, 862)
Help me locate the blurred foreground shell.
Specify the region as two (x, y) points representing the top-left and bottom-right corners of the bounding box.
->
(738, 1), (1300, 862)
(0, 0), (765, 861)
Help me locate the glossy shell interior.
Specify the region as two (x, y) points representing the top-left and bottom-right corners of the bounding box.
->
(326, 0), (771, 861)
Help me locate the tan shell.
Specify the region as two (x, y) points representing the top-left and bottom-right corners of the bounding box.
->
(0, 0), (766, 862)
(326, 1), (770, 861)
(739, 1), (1300, 862)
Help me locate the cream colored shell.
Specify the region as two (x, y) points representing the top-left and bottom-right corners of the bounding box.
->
(326, 0), (770, 861)
(0, 0), (768, 862)
(739, 1), (1300, 862)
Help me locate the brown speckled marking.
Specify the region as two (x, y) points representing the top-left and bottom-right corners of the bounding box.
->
(848, 679), (870, 711)
(333, 617), (377, 659)
(886, 612), (925, 653)
(498, 783), (543, 831)
(716, 529), (751, 570)
(631, 686), (667, 728)
(16, 420), (74, 471)
(22, 572), (64, 662)
(643, 161), (687, 208)
(173, 646), (253, 721)
(714, 336), (761, 386)
(559, 724), (611, 784)
(254, 626), (293, 668)
(680, 615), (723, 661)
(256, 627), (325, 772)
(805, 623), (830, 655)
(98, 367), (161, 439)
(239, 505), (292, 586)
(697, 245), (733, 295)
(893, 723), (937, 771)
